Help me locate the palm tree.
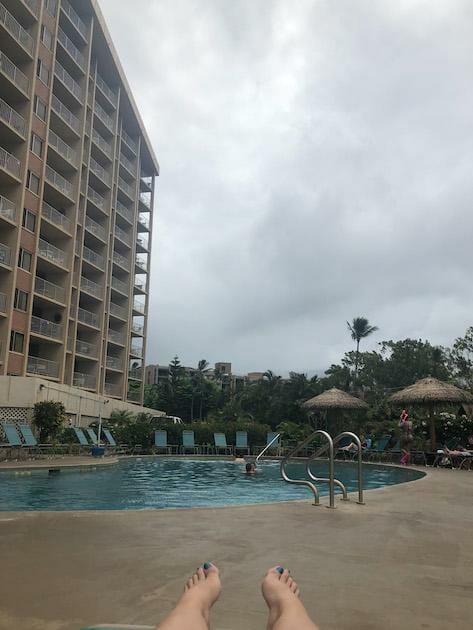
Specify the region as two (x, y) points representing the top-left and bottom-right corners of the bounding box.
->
(347, 317), (379, 383)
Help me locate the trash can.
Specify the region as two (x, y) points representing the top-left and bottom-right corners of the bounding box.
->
(90, 446), (105, 457)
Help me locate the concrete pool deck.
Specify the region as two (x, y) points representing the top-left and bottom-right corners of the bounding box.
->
(0, 455), (118, 472)
(0, 466), (472, 630)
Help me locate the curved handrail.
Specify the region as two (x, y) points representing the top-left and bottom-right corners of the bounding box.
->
(306, 466), (349, 501)
(332, 431), (364, 505)
(280, 431), (321, 505)
(256, 433), (281, 464)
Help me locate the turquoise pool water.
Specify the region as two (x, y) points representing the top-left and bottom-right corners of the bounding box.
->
(0, 458), (424, 511)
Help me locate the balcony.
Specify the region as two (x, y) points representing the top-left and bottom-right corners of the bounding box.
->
(120, 152), (135, 175)
(57, 27), (86, 71)
(141, 176), (153, 191)
(51, 94), (80, 134)
(81, 275), (103, 299)
(42, 201), (71, 233)
(0, 4), (34, 56)
(0, 194), (16, 223)
(118, 176), (135, 200)
(35, 276), (65, 303)
(116, 200), (133, 224)
(38, 238), (67, 267)
(73, 372), (96, 389)
(54, 60), (83, 102)
(87, 186), (106, 212)
(136, 235), (149, 252)
(94, 101), (114, 132)
(89, 156), (111, 186)
(108, 328), (125, 346)
(0, 96), (25, 138)
(132, 323), (144, 336)
(48, 129), (78, 167)
(22, 0), (39, 17)
(133, 299), (145, 315)
(0, 50), (29, 96)
(61, 0), (88, 41)
(0, 291), (6, 313)
(111, 275), (128, 296)
(109, 301), (127, 320)
(121, 129), (137, 154)
(105, 382), (122, 398)
(78, 306), (100, 328)
(85, 215), (107, 242)
(134, 278), (146, 293)
(113, 250), (129, 270)
(139, 192), (151, 209)
(138, 214), (150, 231)
(28, 355), (59, 378)
(128, 367), (142, 380)
(76, 338), (97, 358)
(92, 128), (112, 159)
(96, 73), (117, 106)
(106, 356), (123, 371)
(0, 146), (21, 180)
(45, 164), (74, 200)
(0, 242), (11, 267)
(135, 257), (148, 273)
(130, 345), (143, 358)
(127, 390), (141, 402)
(114, 224), (132, 247)
(82, 245), (105, 269)
(31, 314), (63, 340)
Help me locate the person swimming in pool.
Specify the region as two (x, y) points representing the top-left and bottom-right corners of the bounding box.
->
(155, 562), (319, 630)
(245, 462), (256, 474)
(233, 455), (246, 464)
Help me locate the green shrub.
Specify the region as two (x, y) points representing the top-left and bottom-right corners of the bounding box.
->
(33, 401), (66, 443)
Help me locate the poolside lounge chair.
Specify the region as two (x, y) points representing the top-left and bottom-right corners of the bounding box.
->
(368, 436), (391, 461)
(155, 430), (172, 454)
(18, 423), (48, 457)
(3, 423), (22, 446)
(73, 427), (90, 446)
(102, 429), (117, 447)
(181, 430), (200, 454)
(86, 428), (99, 445)
(235, 431), (250, 455)
(213, 432), (232, 455)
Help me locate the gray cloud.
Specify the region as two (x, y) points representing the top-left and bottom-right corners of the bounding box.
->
(100, 0), (473, 374)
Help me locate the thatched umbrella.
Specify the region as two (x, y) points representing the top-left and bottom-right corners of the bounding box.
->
(388, 377), (473, 450)
(303, 388), (368, 432)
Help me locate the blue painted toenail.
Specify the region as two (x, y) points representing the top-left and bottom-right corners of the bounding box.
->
(276, 566), (284, 574)
(203, 562), (211, 570)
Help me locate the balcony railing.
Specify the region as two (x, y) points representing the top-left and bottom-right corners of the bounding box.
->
(42, 201), (71, 233)
(0, 96), (25, 137)
(106, 356), (123, 371)
(136, 235), (149, 251)
(108, 328), (125, 345)
(38, 237), (66, 266)
(0, 194), (16, 223)
(138, 214), (150, 230)
(141, 176), (153, 190)
(94, 101), (113, 131)
(0, 242), (11, 267)
(31, 314), (63, 340)
(116, 200), (133, 223)
(0, 146), (21, 179)
(85, 215), (107, 241)
(120, 152), (135, 174)
(105, 382), (122, 397)
(23, 0), (39, 17)
(139, 192), (151, 209)
(45, 164), (74, 199)
(133, 299), (145, 314)
(57, 27), (86, 70)
(0, 291), (6, 312)
(130, 345), (143, 357)
(51, 94), (80, 134)
(111, 275), (128, 295)
(61, 0), (87, 40)
(81, 275), (103, 298)
(96, 73), (117, 105)
(135, 257), (148, 272)
(83, 245), (105, 269)
(132, 323), (144, 335)
(113, 250), (129, 269)
(128, 368), (142, 380)
(54, 60), (82, 102)
(76, 338), (97, 357)
(87, 186), (106, 211)
(118, 176), (135, 199)
(78, 306), (99, 328)
(134, 278), (146, 292)
(28, 355), (59, 378)
(35, 276), (65, 303)
(0, 4), (34, 56)
(73, 372), (96, 388)
(114, 224), (132, 246)
(48, 129), (77, 166)
(0, 50), (29, 95)
(109, 301), (127, 320)
(92, 128), (112, 159)
(121, 129), (137, 154)
(127, 390), (141, 402)
(89, 156), (111, 186)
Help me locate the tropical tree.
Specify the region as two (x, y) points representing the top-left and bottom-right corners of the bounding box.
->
(196, 359), (210, 420)
(33, 401), (66, 442)
(347, 317), (379, 384)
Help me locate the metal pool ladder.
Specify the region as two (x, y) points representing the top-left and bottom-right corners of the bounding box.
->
(280, 430), (365, 508)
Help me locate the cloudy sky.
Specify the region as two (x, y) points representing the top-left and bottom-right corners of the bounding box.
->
(100, 0), (473, 375)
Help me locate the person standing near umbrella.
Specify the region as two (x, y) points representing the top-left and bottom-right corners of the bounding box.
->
(399, 409), (413, 465)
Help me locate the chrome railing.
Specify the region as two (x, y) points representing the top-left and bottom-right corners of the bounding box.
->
(96, 73), (117, 105)
(42, 201), (71, 232)
(106, 356), (123, 370)
(85, 215), (107, 241)
(113, 250), (129, 269)
(0, 242), (11, 266)
(87, 186), (106, 211)
(38, 237), (66, 266)
(0, 96), (25, 137)
(80, 275), (103, 298)
(78, 306), (99, 328)
(130, 345), (143, 357)
(139, 192), (151, 209)
(109, 301), (127, 319)
(92, 128), (112, 158)
(73, 372), (96, 388)
(118, 176), (135, 199)
(75, 338), (96, 357)
(89, 156), (111, 186)
(0, 194), (16, 223)
(61, 0), (87, 40)
(0, 3), (34, 55)
(51, 94), (80, 134)
(31, 315), (63, 340)
(0, 291), (6, 312)
(83, 245), (105, 269)
(116, 200), (133, 223)
(121, 129), (137, 153)
(114, 224), (131, 246)
(120, 152), (135, 174)
(48, 129), (77, 166)
(95, 101), (113, 131)
(111, 275), (128, 295)
(35, 276), (65, 303)
(0, 50), (29, 94)
(108, 328), (125, 345)
(0, 146), (21, 179)
(54, 60), (82, 101)
(45, 164), (74, 199)
(57, 27), (85, 70)
(133, 299), (145, 314)
(28, 355), (59, 378)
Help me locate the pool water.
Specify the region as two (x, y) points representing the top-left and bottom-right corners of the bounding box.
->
(0, 458), (424, 512)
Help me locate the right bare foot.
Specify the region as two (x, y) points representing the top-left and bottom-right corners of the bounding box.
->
(262, 567), (319, 630)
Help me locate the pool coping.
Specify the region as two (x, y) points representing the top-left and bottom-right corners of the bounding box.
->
(0, 456), (119, 473)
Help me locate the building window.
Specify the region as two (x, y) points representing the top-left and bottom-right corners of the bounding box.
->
(18, 248), (32, 272)
(33, 96), (47, 122)
(26, 170), (40, 195)
(40, 25), (53, 50)
(45, 0), (57, 17)
(22, 208), (36, 232)
(36, 59), (50, 86)
(10, 331), (25, 354)
(30, 133), (44, 158)
(14, 289), (29, 312)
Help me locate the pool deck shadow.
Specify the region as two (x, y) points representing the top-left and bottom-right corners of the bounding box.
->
(0, 466), (472, 630)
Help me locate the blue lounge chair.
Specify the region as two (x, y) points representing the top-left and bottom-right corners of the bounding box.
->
(266, 432), (281, 454)
(235, 431), (250, 455)
(368, 436), (391, 461)
(102, 429), (117, 447)
(181, 430), (199, 454)
(86, 428), (98, 445)
(73, 427), (89, 446)
(214, 432), (232, 455)
(155, 430), (172, 454)
(18, 423), (48, 456)
(3, 423), (22, 446)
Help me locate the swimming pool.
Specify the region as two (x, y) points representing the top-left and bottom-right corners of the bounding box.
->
(0, 458), (425, 512)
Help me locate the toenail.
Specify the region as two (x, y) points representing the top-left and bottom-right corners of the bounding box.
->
(276, 566), (284, 574)
(203, 562), (211, 570)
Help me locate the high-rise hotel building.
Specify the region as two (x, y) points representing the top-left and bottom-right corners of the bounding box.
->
(0, 0), (158, 407)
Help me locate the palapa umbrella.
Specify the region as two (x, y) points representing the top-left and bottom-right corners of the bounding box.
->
(388, 377), (473, 451)
(302, 388), (368, 433)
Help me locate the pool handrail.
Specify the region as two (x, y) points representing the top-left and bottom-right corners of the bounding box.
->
(280, 432), (320, 505)
(256, 432), (281, 464)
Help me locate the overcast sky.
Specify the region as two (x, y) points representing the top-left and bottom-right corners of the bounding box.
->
(100, 0), (473, 375)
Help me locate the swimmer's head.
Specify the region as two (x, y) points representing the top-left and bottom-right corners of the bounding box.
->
(245, 462), (252, 472)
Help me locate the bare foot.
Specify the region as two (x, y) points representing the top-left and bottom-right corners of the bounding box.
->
(262, 567), (319, 630)
(156, 563), (221, 630)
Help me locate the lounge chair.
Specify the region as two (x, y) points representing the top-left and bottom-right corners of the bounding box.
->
(86, 428), (99, 445)
(213, 432), (232, 455)
(2, 423), (24, 459)
(18, 423), (46, 457)
(368, 436), (391, 461)
(181, 430), (200, 454)
(73, 427), (90, 446)
(155, 430), (172, 454)
(102, 429), (117, 447)
(235, 431), (250, 455)
(383, 440), (401, 463)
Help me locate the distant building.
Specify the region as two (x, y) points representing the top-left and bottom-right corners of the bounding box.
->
(145, 361), (251, 391)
